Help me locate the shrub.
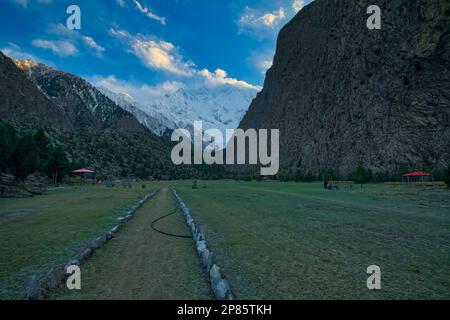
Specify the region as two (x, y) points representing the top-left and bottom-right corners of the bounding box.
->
(351, 163), (371, 184)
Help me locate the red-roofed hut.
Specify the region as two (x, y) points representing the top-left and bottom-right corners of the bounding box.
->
(71, 168), (96, 184)
(402, 171), (434, 185)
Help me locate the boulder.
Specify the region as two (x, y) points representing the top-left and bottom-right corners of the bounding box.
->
(106, 231), (114, 240)
(45, 265), (66, 290)
(65, 259), (80, 269)
(196, 240), (206, 255)
(90, 235), (107, 251)
(213, 279), (233, 300)
(77, 247), (92, 262)
(117, 217), (127, 225)
(0, 173), (32, 198)
(24, 173), (48, 195)
(209, 264), (222, 288)
(110, 225), (120, 234)
(195, 231), (204, 243)
(23, 275), (41, 300)
(200, 248), (215, 272)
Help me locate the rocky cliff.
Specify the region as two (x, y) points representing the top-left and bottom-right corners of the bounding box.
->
(0, 53), (71, 129)
(15, 59), (146, 134)
(239, 0), (450, 177)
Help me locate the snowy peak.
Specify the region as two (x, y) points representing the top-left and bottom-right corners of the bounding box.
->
(143, 85), (257, 135)
(98, 86), (176, 136)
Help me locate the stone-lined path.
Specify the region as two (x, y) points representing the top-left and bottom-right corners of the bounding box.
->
(53, 188), (212, 300)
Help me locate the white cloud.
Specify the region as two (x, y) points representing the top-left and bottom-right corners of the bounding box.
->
(198, 68), (260, 91)
(89, 75), (184, 101)
(45, 23), (105, 57)
(116, 0), (127, 7)
(258, 60), (273, 72)
(133, 39), (193, 76)
(238, 6), (287, 36)
(32, 39), (78, 56)
(292, 0), (305, 13)
(2, 43), (36, 60)
(82, 36), (105, 55)
(248, 49), (274, 75)
(132, 0), (166, 25)
(259, 8), (286, 27)
(237, 0), (312, 39)
(110, 28), (194, 76)
(109, 28), (260, 91)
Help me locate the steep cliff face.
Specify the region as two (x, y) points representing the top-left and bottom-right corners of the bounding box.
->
(239, 0), (450, 176)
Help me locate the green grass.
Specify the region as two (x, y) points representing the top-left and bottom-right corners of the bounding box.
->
(51, 188), (211, 300)
(174, 181), (450, 300)
(1, 180), (449, 300)
(0, 183), (152, 299)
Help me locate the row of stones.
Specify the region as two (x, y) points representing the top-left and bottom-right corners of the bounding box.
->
(23, 189), (160, 300)
(171, 188), (234, 300)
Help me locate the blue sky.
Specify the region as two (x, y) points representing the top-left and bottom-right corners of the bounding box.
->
(1, 0), (313, 98)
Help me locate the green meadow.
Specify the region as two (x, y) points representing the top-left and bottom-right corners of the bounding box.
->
(175, 181), (450, 299)
(0, 181), (449, 300)
(0, 183), (151, 299)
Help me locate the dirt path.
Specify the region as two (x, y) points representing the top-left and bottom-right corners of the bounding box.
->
(53, 188), (212, 300)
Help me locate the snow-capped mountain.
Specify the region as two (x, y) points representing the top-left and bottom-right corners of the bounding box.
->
(98, 87), (176, 136)
(147, 86), (257, 134)
(99, 84), (258, 138)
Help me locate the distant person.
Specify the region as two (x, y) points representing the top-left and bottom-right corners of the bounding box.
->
(324, 179), (329, 189)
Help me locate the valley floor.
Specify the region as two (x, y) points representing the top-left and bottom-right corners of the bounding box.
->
(0, 181), (449, 299)
(175, 181), (450, 300)
(52, 188), (212, 300)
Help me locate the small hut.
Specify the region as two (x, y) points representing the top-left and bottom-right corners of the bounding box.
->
(71, 168), (96, 185)
(402, 171), (434, 186)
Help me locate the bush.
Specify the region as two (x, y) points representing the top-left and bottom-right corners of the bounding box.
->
(351, 163), (372, 184)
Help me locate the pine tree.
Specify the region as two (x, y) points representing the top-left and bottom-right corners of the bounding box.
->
(45, 146), (69, 184)
(10, 133), (40, 181)
(0, 122), (17, 173)
(351, 163), (370, 184)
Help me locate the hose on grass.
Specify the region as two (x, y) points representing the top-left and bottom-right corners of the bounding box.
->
(151, 210), (192, 239)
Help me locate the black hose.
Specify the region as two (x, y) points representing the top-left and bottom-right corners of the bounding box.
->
(151, 210), (192, 239)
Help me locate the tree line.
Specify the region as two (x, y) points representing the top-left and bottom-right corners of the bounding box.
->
(0, 122), (69, 183)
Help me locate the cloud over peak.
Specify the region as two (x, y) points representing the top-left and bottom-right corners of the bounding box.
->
(110, 28), (194, 76)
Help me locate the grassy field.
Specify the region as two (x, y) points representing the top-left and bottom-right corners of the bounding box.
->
(1, 180), (449, 300)
(0, 183), (152, 299)
(52, 188), (211, 300)
(175, 181), (450, 300)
